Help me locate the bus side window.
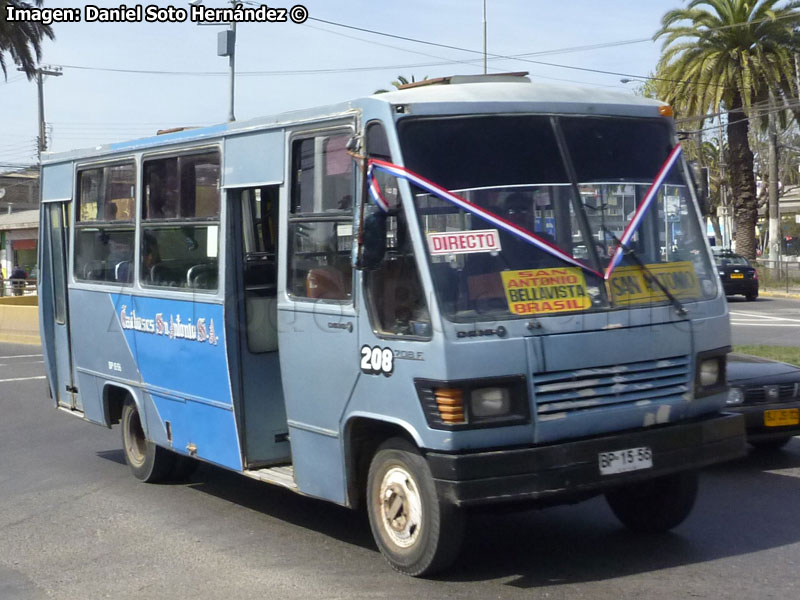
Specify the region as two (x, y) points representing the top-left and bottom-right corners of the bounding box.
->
(363, 121), (431, 338)
(74, 162), (136, 285)
(288, 131), (354, 301)
(141, 151), (221, 291)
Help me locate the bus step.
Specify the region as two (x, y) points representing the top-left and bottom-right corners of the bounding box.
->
(243, 465), (297, 490)
(57, 405), (84, 417)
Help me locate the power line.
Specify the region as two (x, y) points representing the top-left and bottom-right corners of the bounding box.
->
(301, 21), (624, 89)
(0, 74), (26, 86)
(0, 132), (41, 139)
(305, 12), (800, 86)
(299, 22), (490, 73)
(683, 98), (800, 134)
(0, 162), (35, 169)
(0, 148), (37, 158)
(0, 141), (37, 150)
(0, 141), (37, 153)
(49, 57), (627, 89)
(10, 12), (798, 90)
(51, 60), (460, 76)
(674, 93), (800, 124)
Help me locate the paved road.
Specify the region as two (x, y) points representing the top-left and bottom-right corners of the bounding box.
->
(729, 295), (800, 347)
(4, 341), (800, 599)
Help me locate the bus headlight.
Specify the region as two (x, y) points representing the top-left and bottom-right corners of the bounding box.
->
(415, 376), (529, 429)
(727, 387), (745, 405)
(470, 387), (511, 417)
(699, 359), (720, 387)
(695, 349), (728, 398)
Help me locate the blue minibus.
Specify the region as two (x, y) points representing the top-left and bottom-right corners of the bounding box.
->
(38, 73), (744, 576)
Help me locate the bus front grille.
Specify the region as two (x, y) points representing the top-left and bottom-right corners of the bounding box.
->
(533, 355), (691, 417)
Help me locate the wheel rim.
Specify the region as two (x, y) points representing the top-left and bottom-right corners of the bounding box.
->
(124, 407), (147, 468)
(378, 466), (423, 549)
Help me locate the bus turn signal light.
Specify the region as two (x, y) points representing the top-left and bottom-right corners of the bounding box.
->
(434, 388), (466, 424)
(659, 105), (674, 117)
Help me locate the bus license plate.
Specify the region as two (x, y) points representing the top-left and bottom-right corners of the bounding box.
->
(764, 408), (800, 427)
(599, 447), (653, 475)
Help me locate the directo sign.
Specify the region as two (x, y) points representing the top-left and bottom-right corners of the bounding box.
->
(426, 229), (502, 255)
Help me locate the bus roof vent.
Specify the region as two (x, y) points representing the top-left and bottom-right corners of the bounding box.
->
(396, 72), (530, 90)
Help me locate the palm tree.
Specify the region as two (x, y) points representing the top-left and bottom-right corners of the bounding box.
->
(0, 0), (55, 80)
(374, 75), (429, 94)
(654, 0), (800, 258)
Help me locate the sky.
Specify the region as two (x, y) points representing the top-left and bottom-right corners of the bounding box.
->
(0, 0), (683, 169)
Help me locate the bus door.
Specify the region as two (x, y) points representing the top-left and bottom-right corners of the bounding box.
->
(277, 129), (358, 501)
(229, 185), (290, 466)
(42, 201), (80, 411)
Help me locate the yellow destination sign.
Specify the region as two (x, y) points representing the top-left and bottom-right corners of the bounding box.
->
(608, 261), (700, 305)
(501, 268), (592, 315)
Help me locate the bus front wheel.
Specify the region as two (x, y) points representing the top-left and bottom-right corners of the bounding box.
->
(366, 438), (464, 576)
(121, 397), (176, 483)
(605, 470), (698, 533)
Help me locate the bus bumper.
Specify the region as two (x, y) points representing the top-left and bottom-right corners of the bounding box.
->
(427, 412), (745, 507)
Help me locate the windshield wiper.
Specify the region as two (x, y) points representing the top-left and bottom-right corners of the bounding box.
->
(602, 227), (688, 318)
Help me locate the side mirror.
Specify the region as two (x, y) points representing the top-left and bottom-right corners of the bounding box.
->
(359, 211), (387, 269)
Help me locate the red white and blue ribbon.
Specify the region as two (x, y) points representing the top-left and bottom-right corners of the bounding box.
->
(604, 144), (684, 280)
(366, 158), (602, 277)
(366, 160), (392, 212)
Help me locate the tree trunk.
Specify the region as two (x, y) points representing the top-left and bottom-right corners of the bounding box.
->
(727, 97), (758, 259)
(710, 214), (723, 246)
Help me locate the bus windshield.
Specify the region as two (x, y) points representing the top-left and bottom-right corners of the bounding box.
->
(396, 115), (717, 321)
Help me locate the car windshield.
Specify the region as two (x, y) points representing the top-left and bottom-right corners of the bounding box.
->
(715, 254), (750, 267)
(396, 115), (718, 321)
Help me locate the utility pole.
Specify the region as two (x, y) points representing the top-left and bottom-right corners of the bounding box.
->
(193, 0), (236, 122)
(482, 0), (488, 74)
(218, 17), (236, 122)
(767, 90), (781, 265)
(19, 65), (63, 161)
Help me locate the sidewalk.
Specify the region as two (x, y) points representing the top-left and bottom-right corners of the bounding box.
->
(0, 296), (40, 345)
(759, 285), (800, 300)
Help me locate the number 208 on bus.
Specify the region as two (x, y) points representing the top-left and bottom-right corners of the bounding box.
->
(39, 73), (745, 576)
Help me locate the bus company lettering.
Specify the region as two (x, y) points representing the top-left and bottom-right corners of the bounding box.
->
(427, 229), (501, 255)
(501, 268), (592, 315)
(120, 306), (218, 345)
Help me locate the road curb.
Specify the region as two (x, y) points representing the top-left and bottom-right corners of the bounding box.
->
(759, 290), (800, 300)
(0, 332), (41, 345)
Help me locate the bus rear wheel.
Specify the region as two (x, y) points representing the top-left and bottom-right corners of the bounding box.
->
(366, 438), (464, 576)
(605, 470), (698, 533)
(121, 397), (176, 483)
